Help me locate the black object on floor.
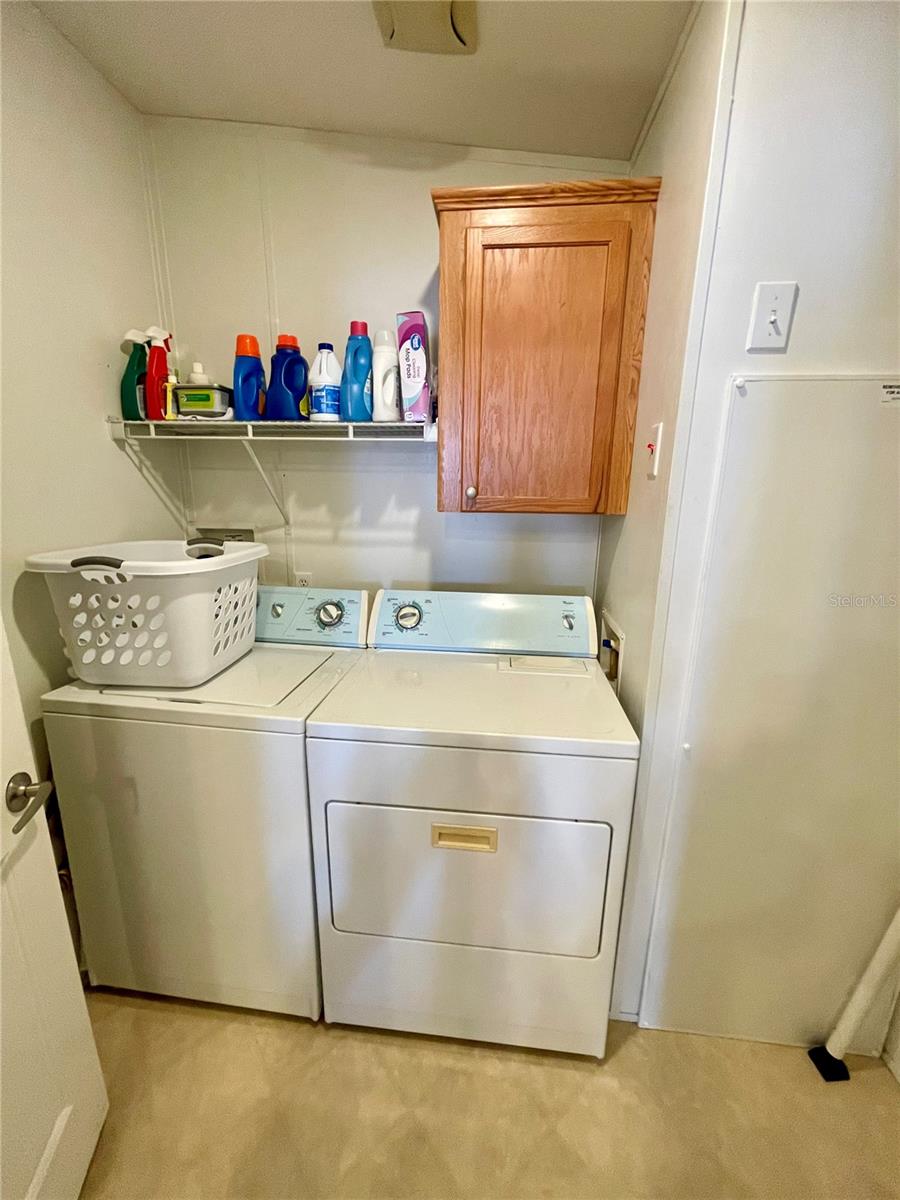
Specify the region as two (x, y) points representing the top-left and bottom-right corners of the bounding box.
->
(808, 1044), (850, 1081)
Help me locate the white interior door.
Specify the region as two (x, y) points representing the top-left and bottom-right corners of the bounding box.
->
(1, 625), (107, 1200)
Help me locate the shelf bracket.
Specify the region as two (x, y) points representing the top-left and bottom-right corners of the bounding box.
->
(119, 435), (192, 532)
(106, 416), (433, 536)
(241, 440), (289, 526)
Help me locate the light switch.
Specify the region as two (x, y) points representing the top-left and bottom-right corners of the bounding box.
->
(746, 282), (798, 350)
(646, 422), (663, 479)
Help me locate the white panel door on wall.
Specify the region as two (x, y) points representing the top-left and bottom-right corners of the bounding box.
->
(641, 377), (899, 1051)
(1, 625), (107, 1200)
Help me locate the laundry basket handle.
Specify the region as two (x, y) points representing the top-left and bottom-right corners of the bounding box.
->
(185, 537), (225, 548)
(70, 555), (124, 570)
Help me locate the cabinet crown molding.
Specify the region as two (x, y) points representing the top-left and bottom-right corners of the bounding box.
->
(432, 177), (661, 216)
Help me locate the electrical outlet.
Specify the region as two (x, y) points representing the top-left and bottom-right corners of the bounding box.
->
(294, 571), (312, 589)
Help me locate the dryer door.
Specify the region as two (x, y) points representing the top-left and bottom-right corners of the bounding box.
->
(327, 802), (611, 957)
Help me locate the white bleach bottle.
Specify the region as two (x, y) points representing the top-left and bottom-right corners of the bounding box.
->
(309, 342), (342, 422)
(372, 330), (401, 422)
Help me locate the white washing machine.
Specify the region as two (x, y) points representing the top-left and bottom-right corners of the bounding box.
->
(42, 586), (367, 1019)
(307, 589), (639, 1059)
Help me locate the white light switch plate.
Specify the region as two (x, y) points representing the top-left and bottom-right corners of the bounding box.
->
(746, 281), (798, 350)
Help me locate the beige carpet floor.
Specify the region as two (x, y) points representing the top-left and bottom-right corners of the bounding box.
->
(81, 990), (899, 1200)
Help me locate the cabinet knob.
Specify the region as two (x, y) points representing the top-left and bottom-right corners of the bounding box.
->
(465, 485), (478, 500)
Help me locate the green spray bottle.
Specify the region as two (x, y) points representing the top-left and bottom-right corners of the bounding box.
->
(120, 329), (149, 419)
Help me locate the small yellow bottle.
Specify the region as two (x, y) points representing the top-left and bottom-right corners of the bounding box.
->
(163, 373), (179, 420)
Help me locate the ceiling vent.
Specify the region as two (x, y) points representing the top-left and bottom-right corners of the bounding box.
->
(372, 1), (477, 55)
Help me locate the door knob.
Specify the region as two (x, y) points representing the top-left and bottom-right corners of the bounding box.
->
(465, 486), (477, 500)
(5, 772), (53, 835)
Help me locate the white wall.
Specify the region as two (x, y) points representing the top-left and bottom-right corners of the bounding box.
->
(146, 118), (626, 593)
(0, 2), (181, 763)
(637, 0), (900, 1049)
(597, 2), (728, 732)
(601, 1), (736, 1017)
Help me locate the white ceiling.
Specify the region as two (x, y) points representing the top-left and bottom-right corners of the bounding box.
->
(35, 1), (692, 160)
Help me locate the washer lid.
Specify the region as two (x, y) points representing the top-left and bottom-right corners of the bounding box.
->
(102, 646), (332, 708)
(308, 650), (639, 758)
(41, 645), (360, 734)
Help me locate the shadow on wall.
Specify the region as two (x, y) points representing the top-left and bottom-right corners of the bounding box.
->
(597, 514), (624, 574)
(285, 130), (482, 173)
(12, 571), (65, 690)
(185, 439), (601, 597)
(11, 571), (64, 769)
(8, 435), (186, 724)
(421, 268), (439, 360)
(282, 457), (598, 596)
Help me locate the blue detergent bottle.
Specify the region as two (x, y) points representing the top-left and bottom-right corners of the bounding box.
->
(233, 334), (267, 420)
(340, 321), (373, 422)
(266, 334), (309, 421)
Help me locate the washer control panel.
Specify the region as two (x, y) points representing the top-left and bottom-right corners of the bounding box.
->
(368, 590), (597, 657)
(256, 587), (368, 647)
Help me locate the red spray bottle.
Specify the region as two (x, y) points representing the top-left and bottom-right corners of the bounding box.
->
(144, 327), (172, 421)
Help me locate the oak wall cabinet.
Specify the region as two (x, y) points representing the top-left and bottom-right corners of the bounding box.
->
(432, 178), (660, 514)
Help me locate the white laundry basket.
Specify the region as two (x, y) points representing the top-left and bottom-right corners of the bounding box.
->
(27, 539), (268, 687)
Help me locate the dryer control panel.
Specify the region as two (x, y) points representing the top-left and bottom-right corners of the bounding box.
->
(368, 590), (597, 657)
(256, 587), (368, 647)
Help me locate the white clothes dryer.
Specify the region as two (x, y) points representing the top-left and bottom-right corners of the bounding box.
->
(306, 589), (639, 1058)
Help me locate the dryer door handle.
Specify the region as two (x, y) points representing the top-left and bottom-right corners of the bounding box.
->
(431, 823), (497, 853)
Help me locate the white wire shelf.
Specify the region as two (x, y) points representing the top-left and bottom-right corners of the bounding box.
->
(107, 418), (436, 443)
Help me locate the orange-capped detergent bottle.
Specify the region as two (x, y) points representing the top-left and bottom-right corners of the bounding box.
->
(233, 334), (267, 420)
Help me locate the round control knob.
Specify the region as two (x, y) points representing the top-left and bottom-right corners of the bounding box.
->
(395, 603), (423, 631)
(562, 614), (575, 631)
(465, 485), (478, 500)
(316, 600), (344, 629)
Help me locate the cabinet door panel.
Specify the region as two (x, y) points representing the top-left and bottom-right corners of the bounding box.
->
(462, 221), (630, 512)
